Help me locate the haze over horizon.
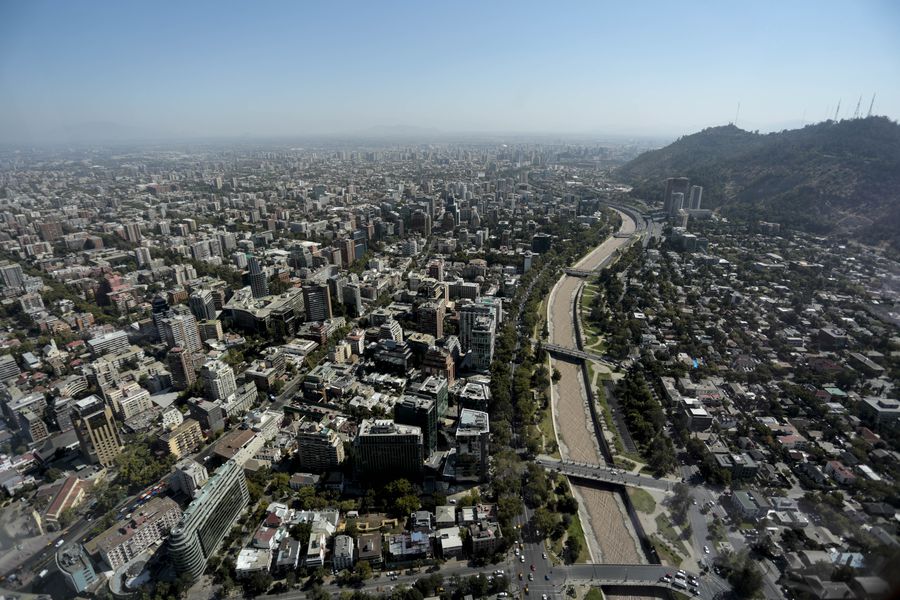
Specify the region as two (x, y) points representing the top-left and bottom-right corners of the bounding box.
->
(1, 0), (899, 144)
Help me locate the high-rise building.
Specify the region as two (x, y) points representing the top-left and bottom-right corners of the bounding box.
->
(468, 315), (495, 371)
(171, 458), (209, 498)
(417, 300), (445, 339)
(38, 221), (63, 242)
(455, 409), (490, 482)
(531, 233), (552, 254)
(160, 419), (204, 458)
(342, 282), (363, 317)
(458, 298), (502, 353)
(378, 319), (404, 343)
(409, 375), (449, 419)
(189, 289), (217, 321)
(663, 177), (690, 215)
(427, 258), (444, 282)
(201, 359), (236, 401)
(168, 460), (250, 579)
(303, 283), (333, 322)
(247, 254), (268, 299)
(339, 238), (355, 266)
(689, 185), (703, 210)
(394, 395), (437, 456)
(159, 313), (202, 353)
(134, 247), (152, 267)
(410, 210), (432, 236)
(296, 421), (345, 472)
(167, 347), (196, 391)
(354, 419), (424, 480)
(0, 262), (24, 289)
(123, 222), (142, 243)
(84, 496), (182, 570)
(73, 396), (123, 467)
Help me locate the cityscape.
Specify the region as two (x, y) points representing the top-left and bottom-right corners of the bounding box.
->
(0, 3), (898, 600)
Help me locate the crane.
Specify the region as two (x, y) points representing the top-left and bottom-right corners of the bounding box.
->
(867, 93), (876, 117)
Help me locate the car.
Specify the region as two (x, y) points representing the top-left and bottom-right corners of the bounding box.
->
(498, 593), (508, 598)
(661, 575), (672, 582)
(515, 548), (520, 556)
(691, 588), (700, 596)
(544, 574), (550, 581)
(541, 552), (546, 559)
(520, 556), (525, 563)
(704, 545), (710, 554)
(542, 595), (548, 600)
(530, 564), (535, 571)
(449, 499), (457, 504)
(692, 499), (697, 505)
(519, 573), (523, 580)
(528, 574), (534, 581)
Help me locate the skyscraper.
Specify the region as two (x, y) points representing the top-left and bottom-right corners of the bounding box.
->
(296, 420), (345, 472)
(458, 298), (502, 353)
(159, 313), (202, 353)
(123, 222), (142, 243)
(73, 395), (123, 467)
(417, 300), (445, 339)
(135, 247), (152, 267)
(201, 359), (237, 401)
(302, 283), (333, 322)
(168, 460), (249, 579)
(247, 254), (268, 299)
(394, 395), (437, 456)
(167, 347), (196, 391)
(663, 177), (690, 215)
(455, 409), (490, 482)
(189, 289), (217, 321)
(354, 419), (424, 480)
(0, 261), (25, 289)
(689, 185), (703, 210)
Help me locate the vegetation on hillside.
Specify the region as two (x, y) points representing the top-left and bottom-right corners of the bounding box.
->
(617, 116), (900, 251)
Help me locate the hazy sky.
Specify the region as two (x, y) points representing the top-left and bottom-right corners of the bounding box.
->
(1, 0), (898, 143)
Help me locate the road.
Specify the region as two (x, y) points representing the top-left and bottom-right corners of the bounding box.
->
(535, 456), (676, 494)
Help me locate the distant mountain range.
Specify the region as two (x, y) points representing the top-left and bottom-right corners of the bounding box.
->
(617, 116), (900, 251)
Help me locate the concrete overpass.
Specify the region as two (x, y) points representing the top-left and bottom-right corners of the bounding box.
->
(543, 343), (617, 368)
(535, 456), (677, 494)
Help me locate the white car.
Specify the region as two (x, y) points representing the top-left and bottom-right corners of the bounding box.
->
(704, 545), (710, 554)
(520, 556), (526, 563)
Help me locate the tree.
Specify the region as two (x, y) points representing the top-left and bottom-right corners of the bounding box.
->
(531, 506), (558, 537)
(241, 571), (273, 597)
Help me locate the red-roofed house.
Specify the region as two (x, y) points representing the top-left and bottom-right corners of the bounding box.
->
(825, 461), (857, 485)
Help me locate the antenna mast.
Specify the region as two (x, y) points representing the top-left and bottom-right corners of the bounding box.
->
(867, 93), (876, 117)
(834, 100), (841, 121)
(733, 102), (741, 127)
(853, 96), (862, 119)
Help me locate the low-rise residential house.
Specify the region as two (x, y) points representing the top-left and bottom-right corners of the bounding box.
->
(357, 532), (383, 566)
(235, 548), (273, 578)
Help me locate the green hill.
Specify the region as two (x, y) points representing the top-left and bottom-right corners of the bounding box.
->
(617, 117), (900, 250)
